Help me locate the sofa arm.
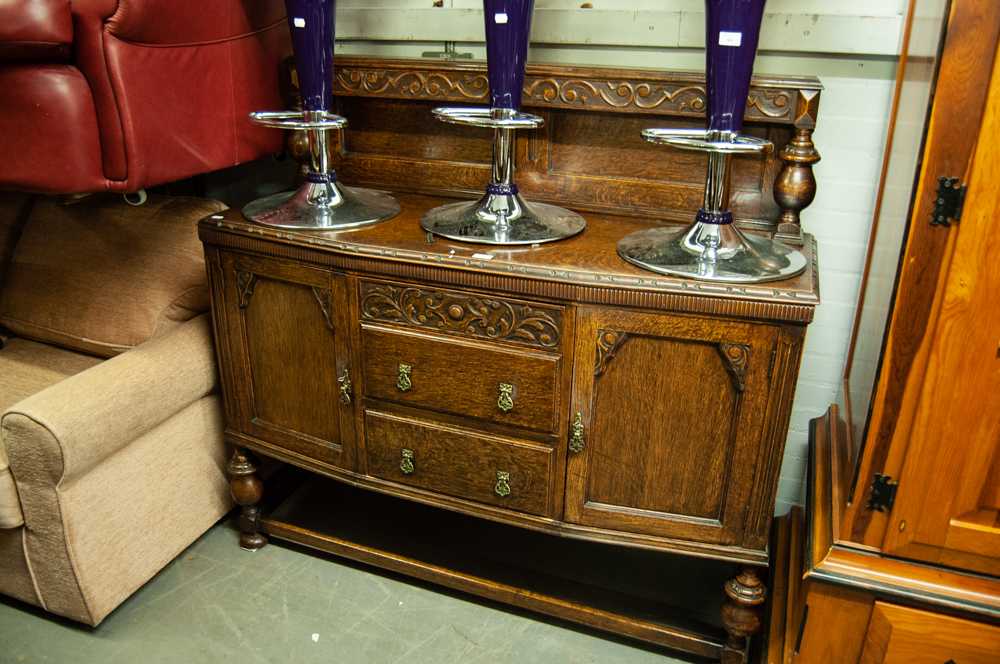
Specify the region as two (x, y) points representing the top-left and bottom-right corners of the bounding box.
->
(2, 313), (218, 487)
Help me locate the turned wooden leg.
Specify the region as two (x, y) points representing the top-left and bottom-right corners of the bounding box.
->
(228, 446), (267, 551)
(720, 564), (767, 664)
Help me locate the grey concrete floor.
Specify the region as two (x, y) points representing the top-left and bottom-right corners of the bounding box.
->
(0, 512), (712, 664)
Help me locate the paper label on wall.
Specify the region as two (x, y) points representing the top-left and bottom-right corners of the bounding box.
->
(293, 17), (306, 28)
(494, 13), (508, 24)
(719, 31), (742, 47)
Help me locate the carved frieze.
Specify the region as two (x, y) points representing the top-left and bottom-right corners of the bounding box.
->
(718, 343), (750, 392)
(594, 330), (628, 377)
(360, 282), (561, 349)
(329, 60), (807, 123)
(236, 272), (257, 309)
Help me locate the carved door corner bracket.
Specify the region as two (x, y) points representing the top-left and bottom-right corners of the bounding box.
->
(718, 343), (750, 392)
(594, 330), (628, 376)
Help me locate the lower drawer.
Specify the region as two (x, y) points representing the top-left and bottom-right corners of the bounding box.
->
(365, 410), (555, 517)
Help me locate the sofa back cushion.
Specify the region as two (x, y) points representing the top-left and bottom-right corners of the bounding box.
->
(0, 192), (36, 294)
(0, 193), (225, 357)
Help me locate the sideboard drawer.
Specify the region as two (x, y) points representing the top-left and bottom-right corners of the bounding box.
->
(365, 410), (555, 517)
(360, 325), (560, 433)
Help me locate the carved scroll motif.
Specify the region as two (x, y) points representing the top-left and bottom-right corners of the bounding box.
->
(594, 330), (628, 377)
(312, 288), (336, 331)
(718, 343), (750, 392)
(360, 283), (561, 349)
(331, 66), (793, 120)
(525, 79), (707, 113)
(336, 69), (489, 100)
(747, 90), (791, 118)
(236, 272), (257, 309)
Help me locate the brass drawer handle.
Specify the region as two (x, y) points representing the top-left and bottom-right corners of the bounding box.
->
(338, 369), (352, 405)
(498, 383), (514, 412)
(569, 412), (585, 452)
(495, 471), (511, 497)
(400, 449), (414, 474)
(397, 364), (412, 391)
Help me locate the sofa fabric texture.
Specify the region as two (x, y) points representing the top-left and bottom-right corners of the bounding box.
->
(0, 194), (224, 357)
(0, 191), (234, 626)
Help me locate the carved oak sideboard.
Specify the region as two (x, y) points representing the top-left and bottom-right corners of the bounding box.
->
(201, 58), (822, 663)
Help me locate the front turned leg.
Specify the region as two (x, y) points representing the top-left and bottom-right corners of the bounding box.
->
(227, 446), (267, 551)
(720, 565), (767, 664)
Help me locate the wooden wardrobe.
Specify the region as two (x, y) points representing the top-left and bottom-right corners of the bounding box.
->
(763, 0), (1000, 661)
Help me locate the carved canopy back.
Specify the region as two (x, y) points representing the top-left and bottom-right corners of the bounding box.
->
(285, 57), (822, 244)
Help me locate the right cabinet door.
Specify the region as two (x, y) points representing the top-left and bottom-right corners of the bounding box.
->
(565, 307), (785, 547)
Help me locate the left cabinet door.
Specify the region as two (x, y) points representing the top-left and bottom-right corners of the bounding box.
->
(218, 251), (357, 470)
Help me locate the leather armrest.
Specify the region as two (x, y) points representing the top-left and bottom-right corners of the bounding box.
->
(1, 314), (218, 487)
(0, 0), (73, 61)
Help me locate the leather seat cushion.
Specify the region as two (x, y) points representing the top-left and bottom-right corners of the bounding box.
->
(0, 338), (103, 529)
(0, 193), (225, 358)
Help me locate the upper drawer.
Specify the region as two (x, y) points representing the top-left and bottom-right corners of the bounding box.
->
(359, 279), (565, 352)
(360, 325), (560, 434)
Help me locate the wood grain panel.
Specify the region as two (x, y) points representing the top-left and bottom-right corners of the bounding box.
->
(845, 0), (1000, 547)
(565, 307), (779, 547)
(587, 334), (738, 521)
(365, 410), (555, 517)
(859, 602), (1000, 664)
(360, 324), (560, 434)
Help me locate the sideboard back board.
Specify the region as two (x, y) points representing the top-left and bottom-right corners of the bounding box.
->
(284, 56), (822, 244)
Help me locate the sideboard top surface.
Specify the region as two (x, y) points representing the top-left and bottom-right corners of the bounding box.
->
(199, 193), (820, 324)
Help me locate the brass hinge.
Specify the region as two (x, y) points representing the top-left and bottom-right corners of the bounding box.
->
(931, 176), (966, 227)
(866, 473), (898, 512)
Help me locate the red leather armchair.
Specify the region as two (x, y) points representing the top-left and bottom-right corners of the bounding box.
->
(0, 0), (292, 194)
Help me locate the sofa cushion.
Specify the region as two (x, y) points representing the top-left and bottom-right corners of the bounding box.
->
(0, 337), (103, 529)
(0, 192), (35, 292)
(0, 193), (225, 357)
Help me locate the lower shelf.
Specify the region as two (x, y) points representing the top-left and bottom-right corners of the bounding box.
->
(259, 472), (736, 660)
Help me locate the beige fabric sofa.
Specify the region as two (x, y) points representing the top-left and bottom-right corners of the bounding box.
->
(0, 192), (233, 626)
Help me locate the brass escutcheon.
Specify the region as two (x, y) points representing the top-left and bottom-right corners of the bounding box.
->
(400, 449), (414, 474)
(495, 471), (511, 497)
(498, 383), (514, 412)
(397, 364), (412, 391)
(338, 369), (352, 405)
(569, 412), (585, 452)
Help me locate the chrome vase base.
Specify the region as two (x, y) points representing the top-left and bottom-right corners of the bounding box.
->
(420, 191), (586, 245)
(243, 180), (401, 230)
(617, 220), (807, 283)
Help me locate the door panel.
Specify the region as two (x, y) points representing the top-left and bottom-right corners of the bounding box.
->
(222, 252), (356, 470)
(565, 307), (777, 545)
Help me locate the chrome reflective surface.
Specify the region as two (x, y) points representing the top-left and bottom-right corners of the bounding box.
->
(641, 128), (773, 154)
(244, 112), (400, 229)
(422, 107), (585, 245)
(421, 192), (585, 245)
(242, 181), (401, 230)
(617, 220), (807, 283)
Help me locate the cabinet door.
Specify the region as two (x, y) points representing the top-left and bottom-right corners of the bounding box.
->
(220, 252), (357, 470)
(565, 307), (780, 546)
(859, 602), (1000, 664)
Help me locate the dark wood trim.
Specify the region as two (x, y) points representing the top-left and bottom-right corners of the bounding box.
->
(199, 199), (819, 325)
(326, 57), (823, 126)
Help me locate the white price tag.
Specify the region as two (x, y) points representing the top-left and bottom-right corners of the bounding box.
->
(719, 31), (742, 47)
(494, 12), (508, 24)
(293, 17), (306, 28)
(472, 253), (494, 260)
